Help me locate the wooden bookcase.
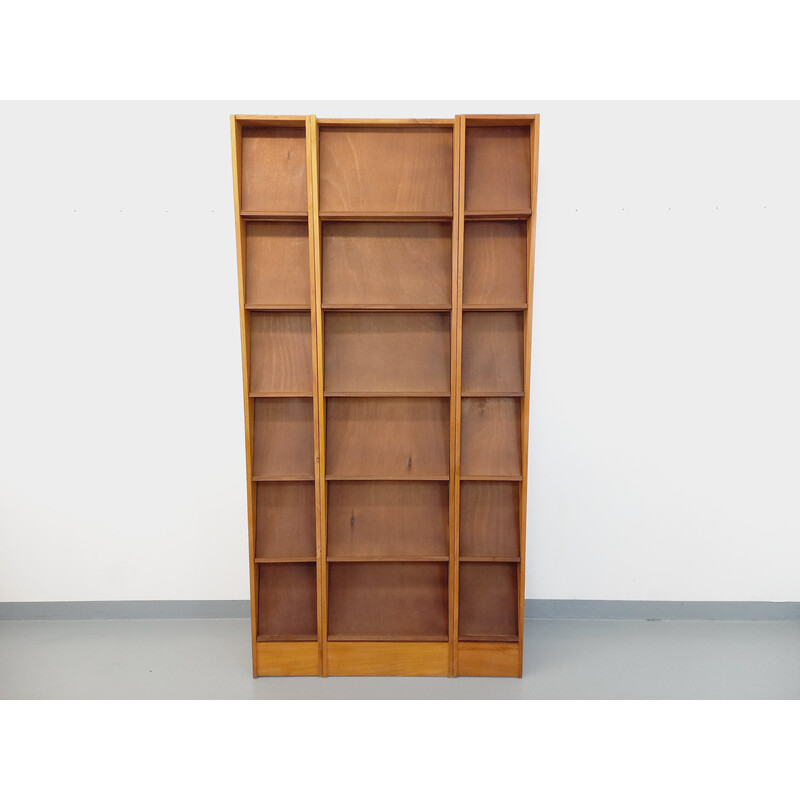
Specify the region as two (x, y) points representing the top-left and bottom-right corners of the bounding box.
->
(231, 114), (539, 677)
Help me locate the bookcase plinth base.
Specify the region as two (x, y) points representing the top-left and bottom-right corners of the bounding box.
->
(327, 641), (449, 676)
(457, 642), (521, 677)
(256, 641), (319, 676)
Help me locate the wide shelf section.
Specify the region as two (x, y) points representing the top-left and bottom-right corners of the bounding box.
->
(320, 212), (451, 221)
(326, 397), (449, 480)
(324, 312), (450, 395)
(327, 480), (448, 561)
(327, 561), (448, 641)
(321, 221), (451, 308)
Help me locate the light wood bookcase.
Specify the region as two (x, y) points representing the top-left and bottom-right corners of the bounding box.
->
(231, 114), (539, 677)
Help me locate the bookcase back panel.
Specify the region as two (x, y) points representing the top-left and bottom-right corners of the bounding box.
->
(327, 481), (449, 559)
(458, 562), (518, 640)
(462, 221), (527, 307)
(245, 222), (310, 307)
(241, 127), (308, 212)
(321, 221), (451, 307)
(319, 127), (453, 213)
(459, 481), (521, 560)
(326, 397), (449, 478)
(328, 562), (449, 640)
(257, 563), (318, 639)
(255, 482), (317, 560)
(252, 398), (315, 479)
(249, 311), (313, 394)
(324, 312), (450, 394)
(464, 126), (531, 211)
(461, 311), (524, 394)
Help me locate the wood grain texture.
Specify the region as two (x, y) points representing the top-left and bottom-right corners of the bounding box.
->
(458, 562), (518, 640)
(321, 222), (451, 306)
(465, 126), (531, 211)
(326, 397), (449, 478)
(460, 397), (522, 477)
(457, 642), (520, 677)
(324, 312), (450, 394)
(319, 127), (453, 213)
(459, 481), (520, 559)
(241, 127), (308, 212)
(231, 117), (259, 676)
(327, 562), (448, 640)
(245, 222), (310, 306)
(461, 311), (524, 394)
(255, 641), (319, 676)
(327, 481), (448, 559)
(327, 642), (449, 676)
(255, 481), (317, 560)
(252, 398), (314, 478)
(249, 311), (313, 394)
(463, 221), (527, 307)
(257, 563), (317, 639)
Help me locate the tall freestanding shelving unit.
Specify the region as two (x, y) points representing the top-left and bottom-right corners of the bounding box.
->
(231, 114), (539, 677)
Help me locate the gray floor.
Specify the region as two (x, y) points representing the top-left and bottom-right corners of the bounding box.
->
(1, 617), (798, 699)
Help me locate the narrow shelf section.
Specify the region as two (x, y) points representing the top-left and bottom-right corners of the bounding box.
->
(252, 474), (316, 482)
(250, 391), (314, 398)
(240, 211), (308, 220)
(322, 304), (452, 311)
(460, 475), (523, 481)
(464, 209), (531, 220)
(319, 211), (452, 222)
(245, 304), (311, 311)
(324, 391), (450, 398)
(255, 557), (317, 564)
(327, 556), (449, 562)
(257, 633), (318, 642)
(326, 475), (449, 481)
(459, 556), (521, 563)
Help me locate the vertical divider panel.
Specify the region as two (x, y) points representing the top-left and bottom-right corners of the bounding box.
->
(307, 116), (327, 676)
(518, 115), (540, 675)
(451, 116), (467, 675)
(231, 116), (258, 677)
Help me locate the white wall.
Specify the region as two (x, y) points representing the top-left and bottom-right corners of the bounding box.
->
(1, 101), (799, 602)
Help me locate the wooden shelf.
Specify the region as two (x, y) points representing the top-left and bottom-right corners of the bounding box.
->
(240, 211), (308, 220)
(459, 556), (520, 563)
(253, 475), (315, 482)
(327, 474), (449, 481)
(462, 304), (527, 310)
(256, 557), (317, 563)
(257, 562), (317, 641)
(463, 209), (531, 220)
(324, 391), (450, 398)
(245, 304), (311, 311)
(461, 391), (523, 397)
(458, 634), (520, 643)
(327, 556), (448, 562)
(250, 391), (313, 398)
(257, 634), (318, 642)
(322, 304), (451, 311)
(327, 635), (449, 642)
(460, 475), (523, 481)
(460, 481), (521, 561)
(252, 397), (315, 479)
(320, 211), (452, 221)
